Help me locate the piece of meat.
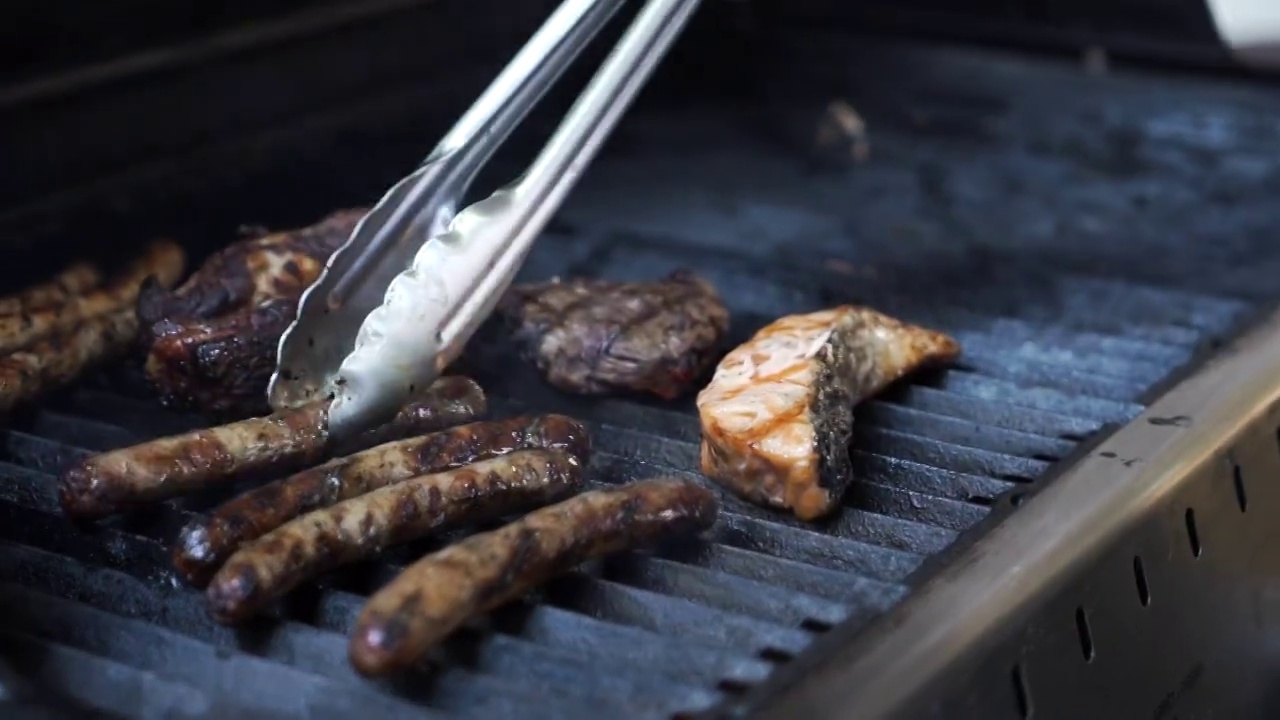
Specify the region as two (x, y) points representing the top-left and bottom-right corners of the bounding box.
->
(143, 297), (298, 417)
(207, 449), (586, 623)
(0, 261), (102, 315)
(498, 270), (730, 399)
(0, 242), (184, 354)
(697, 306), (960, 521)
(348, 477), (718, 677)
(59, 376), (486, 521)
(137, 209), (367, 325)
(137, 208), (368, 417)
(173, 414), (589, 587)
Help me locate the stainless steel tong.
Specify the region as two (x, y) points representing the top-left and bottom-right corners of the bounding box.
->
(268, 0), (703, 440)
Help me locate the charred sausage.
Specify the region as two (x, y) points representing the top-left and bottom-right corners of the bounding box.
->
(0, 242), (187, 413)
(349, 477), (718, 677)
(59, 376), (486, 521)
(0, 309), (139, 413)
(0, 241), (184, 354)
(206, 449), (585, 623)
(173, 413), (588, 586)
(0, 261), (102, 315)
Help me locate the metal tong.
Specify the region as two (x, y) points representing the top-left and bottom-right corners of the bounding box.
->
(268, 0), (703, 441)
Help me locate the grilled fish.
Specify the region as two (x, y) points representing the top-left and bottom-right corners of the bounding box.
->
(697, 306), (960, 521)
(206, 449), (585, 623)
(137, 208), (368, 417)
(59, 376), (485, 521)
(174, 413), (589, 587)
(499, 270), (730, 399)
(349, 477), (717, 676)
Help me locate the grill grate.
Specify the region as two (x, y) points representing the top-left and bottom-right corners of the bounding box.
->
(2, 16), (1277, 716)
(0, 224), (1252, 718)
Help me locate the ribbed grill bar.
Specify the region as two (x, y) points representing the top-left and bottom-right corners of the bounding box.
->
(0, 247), (1252, 718)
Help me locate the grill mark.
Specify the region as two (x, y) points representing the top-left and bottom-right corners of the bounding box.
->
(173, 412), (587, 587)
(348, 477), (718, 677)
(63, 377), (485, 524)
(206, 449), (585, 624)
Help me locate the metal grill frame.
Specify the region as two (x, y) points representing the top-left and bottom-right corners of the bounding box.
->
(734, 305), (1280, 720)
(3, 3), (1280, 719)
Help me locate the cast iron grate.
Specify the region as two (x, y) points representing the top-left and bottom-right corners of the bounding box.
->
(0, 222), (1252, 718)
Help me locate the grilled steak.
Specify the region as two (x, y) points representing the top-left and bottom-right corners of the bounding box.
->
(697, 306), (960, 521)
(137, 208), (368, 417)
(349, 477), (718, 677)
(59, 376), (485, 521)
(206, 449), (585, 623)
(499, 270), (730, 399)
(174, 413), (587, 587)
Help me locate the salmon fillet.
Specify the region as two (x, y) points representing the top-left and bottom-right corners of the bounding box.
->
(696, 306), (960, 521)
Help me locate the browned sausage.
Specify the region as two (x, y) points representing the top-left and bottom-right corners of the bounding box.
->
(0, 262), (102, 315)
(0, 309), (139, 414)
(59, 376), (486, 521)
(348, 477), (718, 677)
(206, 449), (586, 623)
(0, 241), (185, 354)
(0, 242), (187, 414)
(173, 413), (589, 587)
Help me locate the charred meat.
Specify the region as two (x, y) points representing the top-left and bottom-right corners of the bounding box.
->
(137, 208), (368, 417)
(206, 449), (585, 623)
(174, 413), (588, 586)
(499, 270), (730, 399)
(59, 376), (485, 521)
(697, 306), (960, 521)
(349, 477), (718, 676)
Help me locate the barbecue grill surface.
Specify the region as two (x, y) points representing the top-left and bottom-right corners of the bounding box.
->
(2, 12), (1280, 720)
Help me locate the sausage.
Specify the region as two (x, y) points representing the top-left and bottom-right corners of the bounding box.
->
(206, 449), (586, 623)
(0, 241), (185, 354)
(0, 261), (102, 315)
(59, 376), (486, 521)
(0, 242), (188, 413)
(173, 413), (588, 586)
(348, 477), (718, 677)
(0, 309), (138, 413)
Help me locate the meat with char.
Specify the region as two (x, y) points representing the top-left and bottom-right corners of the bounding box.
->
(498, 270), (730, 399)
(136, 208), (368, 417)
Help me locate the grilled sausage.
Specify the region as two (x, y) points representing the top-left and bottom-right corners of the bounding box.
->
(59, 376), (486, 521)
(0, 261), (102, 315)
(0, 242), (187, 413)
(0, 241), (184, 354)
(0, 308), (136, 413)
(697, 305), (960, 521)
(173, 413), (588, 586)
(207, 449), (585, 623)
(349, 477), (718, 677)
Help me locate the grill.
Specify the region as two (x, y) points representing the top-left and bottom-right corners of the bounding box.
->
(3, 3), (1280, 718)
